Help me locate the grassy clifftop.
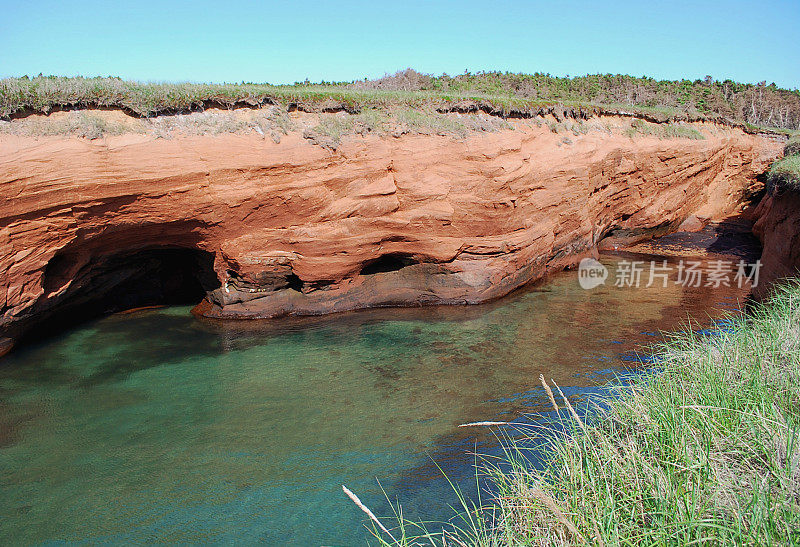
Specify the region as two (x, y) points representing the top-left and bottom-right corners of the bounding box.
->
(2, 70), (799, 132)
(770, 137), (800, 191)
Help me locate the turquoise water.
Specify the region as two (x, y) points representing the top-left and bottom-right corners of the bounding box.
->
(0, 254), (752, 545)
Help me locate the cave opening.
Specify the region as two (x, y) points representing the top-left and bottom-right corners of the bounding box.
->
(285, 273), (304, 292)
(23, 247), (220, 345)
(359, 254), (418, 276)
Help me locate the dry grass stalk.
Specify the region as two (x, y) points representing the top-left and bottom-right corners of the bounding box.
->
(540, 373), (559, 411)
(342, 485), (398, 544)
(527, 488), (586, 544)
(552, 379), (585, 430)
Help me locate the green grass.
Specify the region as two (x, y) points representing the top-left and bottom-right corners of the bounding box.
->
(769, 155), (800, 191)
(2, 72), (798, 132)
(368, 280), (800, 545)
(0, 76), (565, 118)
(767, 136), (800, 191)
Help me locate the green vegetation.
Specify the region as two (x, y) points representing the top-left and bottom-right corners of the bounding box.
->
(786, 137), (800, 157)
(769, 138), (800, 191)
(0, 106), (298, 142)
(371, 281), (800, 545)
(0, 110), (124, 139)
(2, 70), (799, 131)
(300, 107), (512, 148)
(770, 155), (800, 191)
(0, 104), (515, 146)
(624, 118), (705, 140)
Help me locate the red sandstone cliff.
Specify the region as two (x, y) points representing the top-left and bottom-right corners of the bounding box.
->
(0, 118), (782, 352)
(752, 187), (800, 297)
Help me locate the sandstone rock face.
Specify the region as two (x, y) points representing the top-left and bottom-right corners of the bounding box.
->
(752, 188), (800, 298)
(0, 121), (782, 350)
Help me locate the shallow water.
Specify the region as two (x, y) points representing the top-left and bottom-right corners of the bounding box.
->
(0, 252), (754, 545)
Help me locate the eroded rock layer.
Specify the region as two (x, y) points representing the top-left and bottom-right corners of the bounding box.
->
(752, 187), (800, 297)
(0, 120), (782, 351)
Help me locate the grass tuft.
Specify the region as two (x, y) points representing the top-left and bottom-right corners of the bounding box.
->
(300, 107), (512, 149)
(785, 137), (800, 157)
(624, 118), (705, 140)
(768, 135), (800, 191)
(769, 155), (800, 191)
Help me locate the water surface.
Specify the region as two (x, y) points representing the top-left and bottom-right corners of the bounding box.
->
(0, 252), (753, 545)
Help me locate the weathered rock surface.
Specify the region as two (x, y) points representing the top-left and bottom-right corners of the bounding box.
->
(0, 121), (782, 352)
(752, 187), (800, 298)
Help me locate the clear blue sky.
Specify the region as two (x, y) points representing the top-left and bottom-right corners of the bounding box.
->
(1, 0), (798, 88)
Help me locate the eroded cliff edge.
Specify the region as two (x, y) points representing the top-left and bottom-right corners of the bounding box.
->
(0, 117), (783, 353)
(752, 186), (800, 298)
